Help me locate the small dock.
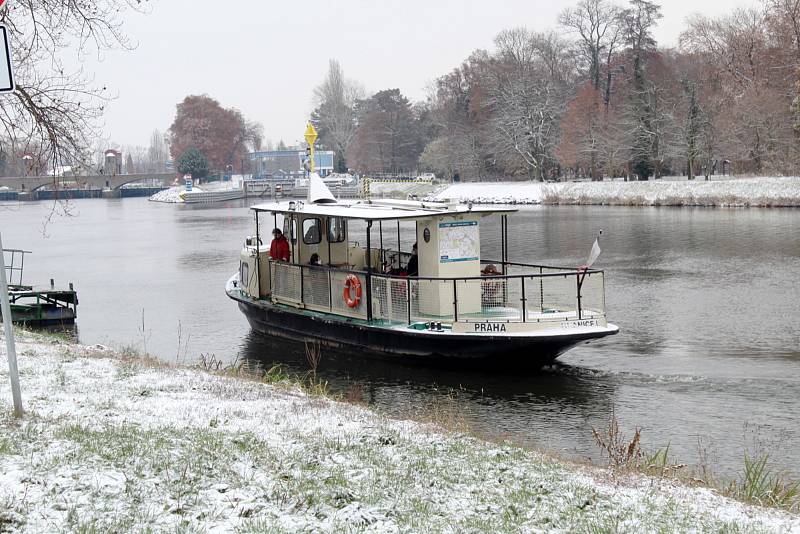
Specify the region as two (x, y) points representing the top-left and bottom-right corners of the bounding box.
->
(2, 249), (78, 326)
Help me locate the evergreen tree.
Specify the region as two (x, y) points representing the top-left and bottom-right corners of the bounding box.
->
(176, 148), (209, 181)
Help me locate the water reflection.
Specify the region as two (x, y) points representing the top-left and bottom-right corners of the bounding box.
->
(241, 331), (616, 457)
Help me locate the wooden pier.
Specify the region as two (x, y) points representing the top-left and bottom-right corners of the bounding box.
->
(1, 249), (78, 326)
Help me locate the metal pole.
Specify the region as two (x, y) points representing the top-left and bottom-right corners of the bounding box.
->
(290, 214), (295, 263)
(539, 266), (544, 312)
(255, 211), (261, 298)
(452, 279), (459, 322)
(300, 265), (304, 305)
(500, 215), (505, 274)
(328, 268), (333, 310)
(397, 220), (401, 269)
(577, 269), (586, 320)
(365, 221), (373, 322)
(326, 217), (332, 266)
(406, 279), (412, 325)
(0, 234), (23, 417)
(379, 221), (383, 267)
(504, 215), (509, 265)
(502, 215), (509, 304)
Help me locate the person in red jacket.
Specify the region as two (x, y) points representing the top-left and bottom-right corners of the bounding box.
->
(269, 228), (291, 262)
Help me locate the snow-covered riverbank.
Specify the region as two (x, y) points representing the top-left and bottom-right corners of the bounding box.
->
(149, 178), (244, 203)
(1, 332), (798, 532)
(148, 184), (197, 203)
(429, 177), (800, 207)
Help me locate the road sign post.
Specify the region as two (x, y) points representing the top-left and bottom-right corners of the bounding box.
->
(0, 24), (15, 94)
(0, 233), (23, 417)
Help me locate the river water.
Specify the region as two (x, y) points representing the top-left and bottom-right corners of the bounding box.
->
(2, 197), (798, 479)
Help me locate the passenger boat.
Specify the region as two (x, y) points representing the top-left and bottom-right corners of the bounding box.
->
(226, 174), (618, 365)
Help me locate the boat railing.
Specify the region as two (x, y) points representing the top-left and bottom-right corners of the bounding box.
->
(270, 261), (370, 320)
(268, 260), (606, 327)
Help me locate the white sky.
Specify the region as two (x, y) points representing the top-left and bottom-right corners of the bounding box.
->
(83, 0), (758, 148)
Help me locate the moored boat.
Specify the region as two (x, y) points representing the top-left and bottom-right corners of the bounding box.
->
(226, 174), (618, 366)
(180, 188), (245, 203)
(1, 248), (78, 327)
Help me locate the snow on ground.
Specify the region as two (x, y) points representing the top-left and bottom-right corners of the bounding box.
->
(1, 331), (799, 532)
(430, 177), (800, 207)
(369, 181), (444, 199)
(149, 180), (243, 203)
(148, 184), (200, 203)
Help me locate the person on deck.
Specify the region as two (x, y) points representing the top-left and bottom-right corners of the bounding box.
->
(270, 228), (290, 262)
(308, 253), (321, 266)
(482, 264), (500, 276)
(406, 243), (419, 276)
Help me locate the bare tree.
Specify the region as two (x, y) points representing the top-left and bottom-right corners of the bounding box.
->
(146, 130), (168, 173)
(0, 1), (146, 178)
(487, 29), (574, 180)
(560, 0), (623, 92)
(311, 60), (364, 171)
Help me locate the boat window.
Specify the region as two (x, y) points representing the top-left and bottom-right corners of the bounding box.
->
(302, 218), (322, 245)
(283, 217), (297, 245)
(327, 217), (346, 243)
(240, 262), (249, 285)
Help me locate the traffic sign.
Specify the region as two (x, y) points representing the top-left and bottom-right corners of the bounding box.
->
(0, 25), (14, 93)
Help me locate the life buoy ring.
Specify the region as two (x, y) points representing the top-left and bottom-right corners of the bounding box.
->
(343, 274), (362, 308)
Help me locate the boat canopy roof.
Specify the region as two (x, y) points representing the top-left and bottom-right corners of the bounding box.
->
(250, 198), (517, 222)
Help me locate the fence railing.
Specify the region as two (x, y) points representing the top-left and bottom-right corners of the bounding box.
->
(2, 249), (31, 287)
(268, 260), (605, 327)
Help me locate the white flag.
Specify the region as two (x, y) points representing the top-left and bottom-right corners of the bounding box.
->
(585, 232), (602, 268)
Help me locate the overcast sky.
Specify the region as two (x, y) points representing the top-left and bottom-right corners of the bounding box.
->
(86, 0), (758, 149)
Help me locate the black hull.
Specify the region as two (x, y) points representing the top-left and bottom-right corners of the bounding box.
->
(233, 295), (616, 367)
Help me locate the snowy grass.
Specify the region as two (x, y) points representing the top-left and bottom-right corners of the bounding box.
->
(1, 331), (799, 532)
(430, 176), (800, 207)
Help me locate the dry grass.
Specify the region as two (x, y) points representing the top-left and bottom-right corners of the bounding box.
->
(592, 410), (643, 469)
(591, 411), (686, 482)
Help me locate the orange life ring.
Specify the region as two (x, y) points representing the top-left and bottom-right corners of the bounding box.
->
(343, 274), (362, 308)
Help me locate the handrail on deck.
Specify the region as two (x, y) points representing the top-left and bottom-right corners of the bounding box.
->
(267, 258), (606, 326)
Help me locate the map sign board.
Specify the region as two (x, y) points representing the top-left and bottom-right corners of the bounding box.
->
(0, 25), (14, 93)
(438, 220), (479, 263)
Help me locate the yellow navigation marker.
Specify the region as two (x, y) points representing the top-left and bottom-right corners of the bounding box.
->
(304, 122), (318, 146)
(304, 122), (318, 172)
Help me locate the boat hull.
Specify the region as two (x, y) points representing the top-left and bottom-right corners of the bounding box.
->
(230, 291), (618, 367)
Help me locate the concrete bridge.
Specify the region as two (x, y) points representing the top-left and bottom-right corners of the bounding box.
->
(0, 173), (176, 192)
